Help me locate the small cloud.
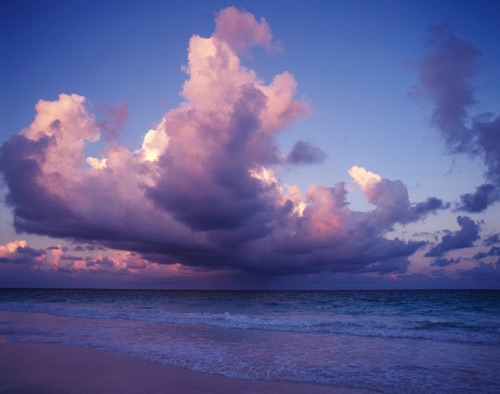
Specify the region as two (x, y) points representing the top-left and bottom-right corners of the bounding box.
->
(0, 240), (46, 265)
(361, 257), (411, 275)
(431, 257), (461, 267)
(474, 246), (500, 260)
(286, 140), (326, 164)
(408, 197), (450, 221)
(425, 216), (480, 257)
(213, 6), (280, 55)
(457, 183), (498, 213)
(484, 233), (500, 247)
(48, 245), (68, 252)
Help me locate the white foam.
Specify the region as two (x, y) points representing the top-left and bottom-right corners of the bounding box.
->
(1, 301), (498, 345)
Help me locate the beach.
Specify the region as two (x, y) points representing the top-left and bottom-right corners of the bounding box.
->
(0, 341), (367, 394)
(1, 289), (498, 393)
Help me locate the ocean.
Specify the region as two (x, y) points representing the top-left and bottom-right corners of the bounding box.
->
(0, 289), (499, 393)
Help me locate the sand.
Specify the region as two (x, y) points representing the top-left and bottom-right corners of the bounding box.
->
(0, 340), (373, 393)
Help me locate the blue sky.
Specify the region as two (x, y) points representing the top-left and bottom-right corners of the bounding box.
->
(0, 0), (499, 289)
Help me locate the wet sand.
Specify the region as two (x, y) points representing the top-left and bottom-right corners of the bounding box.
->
(0, 341), (373, 393)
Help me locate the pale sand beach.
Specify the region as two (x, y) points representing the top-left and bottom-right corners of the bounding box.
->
(0, 341), (372, 394)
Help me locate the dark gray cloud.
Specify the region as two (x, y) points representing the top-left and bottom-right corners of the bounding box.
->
(361, 257), (411, 275)
(0, 135), (82, 238)
(48, 246), (69, 252)
(457, 183), (498, 213)
(420, 26), (481, 154)
(430, 257), (460, 267)
(286, 140), (326, 164)
(458, 259), (500, 283)
(408, 197), (450, 222)
(474, 114), (500, 186)
(419, 27), (500, 212)
(73, 244), (107, 252)
(484, 234), (500, 247)
(473, 246), (500, 260)
(61, 254), (83, 261)
(85, 256), (115, 269)
(425, 215), (480, 258)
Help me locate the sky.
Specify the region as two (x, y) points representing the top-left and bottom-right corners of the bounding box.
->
(0, 0), (499, 289)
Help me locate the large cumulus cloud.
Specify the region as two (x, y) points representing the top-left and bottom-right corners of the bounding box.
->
(418, 25), (500, 212)
(0, 7), (447, 278)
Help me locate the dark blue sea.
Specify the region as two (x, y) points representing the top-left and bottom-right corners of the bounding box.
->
(0, 289), (499, 393)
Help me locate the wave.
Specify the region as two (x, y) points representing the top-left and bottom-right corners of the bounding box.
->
(1, 302), (499, 345)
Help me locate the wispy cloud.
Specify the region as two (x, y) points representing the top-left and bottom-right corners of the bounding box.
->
(418, 25), (500, 212)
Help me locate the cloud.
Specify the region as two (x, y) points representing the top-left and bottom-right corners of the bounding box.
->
(47, 245), (68, 252)
(474, 246), (500, 260)
(213, 6), (280, 55)
(418, 26), (500, 211)
(286, 140), (326, 164)
(0, 240), (154, 274)
(473, 114), (500, 186)
(0, 240), (46, 264)
(410, 197), (450, 219)
(457, 183), (499, 213)
(361, 257), (411, 275)
(348, 166), (382, 196)
(458, 260), (500, 283)
(82, 251), (151, 272)
(348, 166), (448, 225)
(96, 102), (129, 143)
(0, 8), (447, 279)
(484, 233), (500, 247)
(72, 243), (106, 252)
(419, 25), (481, 154)
(430, 257), (461, 267)
(425, 216), (481, 258)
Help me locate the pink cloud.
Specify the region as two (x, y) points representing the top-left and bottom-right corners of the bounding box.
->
(0, 240), (46, 265)
(0, 8), (448, 279)
(213, 6), (279, 55)
(303, 183), (347, 238)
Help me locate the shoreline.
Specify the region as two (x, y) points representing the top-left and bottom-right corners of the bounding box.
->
(0, 341), (373, 393)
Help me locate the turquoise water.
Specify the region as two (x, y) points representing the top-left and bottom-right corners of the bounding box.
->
(1, 289), (499, 392)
